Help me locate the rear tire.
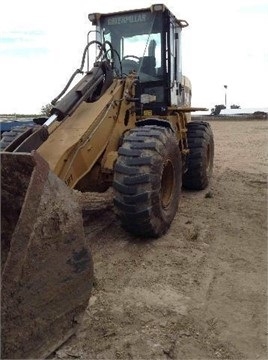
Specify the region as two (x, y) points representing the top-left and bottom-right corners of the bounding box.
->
(183, 121), (214, 190)
(113, 125), (182, 238)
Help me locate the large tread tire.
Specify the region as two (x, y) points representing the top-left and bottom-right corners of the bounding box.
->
(113, 125), (182, 238)
(0, 125), (35, 151)
(183, 121), (214, 190)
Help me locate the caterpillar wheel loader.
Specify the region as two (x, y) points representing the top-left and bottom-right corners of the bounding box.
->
(1, 4), (214, 359)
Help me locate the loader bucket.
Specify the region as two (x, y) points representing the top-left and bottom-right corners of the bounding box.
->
(1, 151), (93, 359)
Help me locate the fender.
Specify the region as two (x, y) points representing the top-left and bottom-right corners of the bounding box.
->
(136, 118), (175, 132)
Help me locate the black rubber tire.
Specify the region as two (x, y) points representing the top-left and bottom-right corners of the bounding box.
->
(183, 121), (214, 190)
(0, 125), (34, 151)
(113, 125), (182, 238)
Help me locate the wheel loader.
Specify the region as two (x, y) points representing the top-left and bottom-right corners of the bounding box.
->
(1, 4), (214, 359)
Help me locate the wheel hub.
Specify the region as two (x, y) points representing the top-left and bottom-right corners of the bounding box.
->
(161, 159), (174, 208)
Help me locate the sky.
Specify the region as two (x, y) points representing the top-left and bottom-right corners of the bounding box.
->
(0, 0), (267, 114)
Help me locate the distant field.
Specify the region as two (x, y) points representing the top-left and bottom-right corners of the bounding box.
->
(0, 114), (38, 122)
(192, 114), (268, 121)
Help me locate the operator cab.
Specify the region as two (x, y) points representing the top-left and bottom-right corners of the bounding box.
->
(88, 4), (191, 116)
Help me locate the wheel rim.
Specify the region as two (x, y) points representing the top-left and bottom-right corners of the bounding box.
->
(161, 160), (175, 208)
(206, 144), (212, 173)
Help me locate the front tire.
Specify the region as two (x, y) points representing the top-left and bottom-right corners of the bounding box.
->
(113, 126), (182, 238)
(183, 121), (214, 190)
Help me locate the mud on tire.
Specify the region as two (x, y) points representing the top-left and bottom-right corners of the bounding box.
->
(183, 121), (214, 190)
(113, 125), (182, 238)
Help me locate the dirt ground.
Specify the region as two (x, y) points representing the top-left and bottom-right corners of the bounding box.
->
(53, 120), (268, 360)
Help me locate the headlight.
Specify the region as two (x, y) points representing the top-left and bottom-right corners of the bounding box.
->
(151, 4), (165, 12)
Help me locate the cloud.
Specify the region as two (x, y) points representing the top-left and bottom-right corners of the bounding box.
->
(0, 30), (48, 57)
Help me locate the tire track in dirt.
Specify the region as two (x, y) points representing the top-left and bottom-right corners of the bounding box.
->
(52, 120), (267, 360)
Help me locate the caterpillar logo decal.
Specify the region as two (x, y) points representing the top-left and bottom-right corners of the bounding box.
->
(107, 13), (148, 26)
